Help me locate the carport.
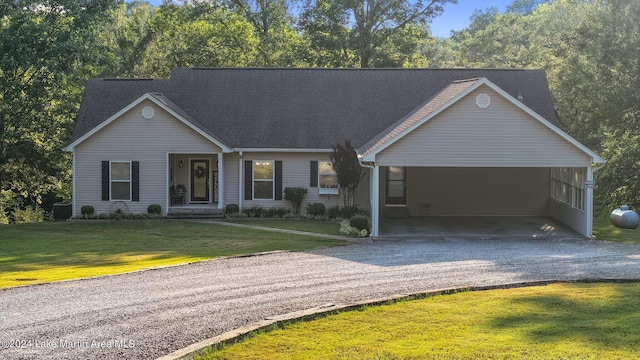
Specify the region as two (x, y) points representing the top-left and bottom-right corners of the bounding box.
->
(358, 78), (605, 238)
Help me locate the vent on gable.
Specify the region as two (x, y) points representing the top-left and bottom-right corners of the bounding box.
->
(142, 106), (155, 119)
(476, 93), (491, 108)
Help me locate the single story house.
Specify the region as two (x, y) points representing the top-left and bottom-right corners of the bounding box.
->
(64, 68), (604, 237)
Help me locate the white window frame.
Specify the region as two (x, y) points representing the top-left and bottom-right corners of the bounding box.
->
(318, 160), (339, 195)
(253, 160), (275, 200)
(110, 161), (132, 201)
(551, 167), (585, 211)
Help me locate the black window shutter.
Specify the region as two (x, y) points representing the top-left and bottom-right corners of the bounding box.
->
(244, 160), (252, 200)
(310, 161), (318, 187)
(275, 161), (283, 200)
(132, 161), (140, 201)
(102, 161), (110, 201)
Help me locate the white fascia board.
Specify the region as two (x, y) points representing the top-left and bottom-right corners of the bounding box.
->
(361, 153), (375, 162)
(64, 93), (232, 153)
(362, 78), (605, 164)
(233, 148), (334, 153)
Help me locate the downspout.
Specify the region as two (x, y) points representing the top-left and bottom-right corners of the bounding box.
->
(358, 155), (378, 237)
(586, 161), (606, 238)
(166, 153), (170, 216)
(217, 153), (224, 209)
(238, 151), (243, 209)
(72, 151), (77, 217)
(358, 157), (374, 170)
(357, 156), (375, 210)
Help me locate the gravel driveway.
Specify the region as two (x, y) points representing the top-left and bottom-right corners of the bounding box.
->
(1, 237), (639, 360)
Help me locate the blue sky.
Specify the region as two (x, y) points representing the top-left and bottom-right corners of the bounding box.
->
(430, 0), (514, 37)
(143, 0), (514, 38)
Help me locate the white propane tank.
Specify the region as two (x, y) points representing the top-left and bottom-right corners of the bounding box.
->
(610, 205), (640, 229)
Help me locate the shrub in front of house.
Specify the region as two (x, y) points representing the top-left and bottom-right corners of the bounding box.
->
(327, 205), (342, 219)
(306, 202), (326, 217)
(349, 214), (370, 232)
(262, 208), (275, 218)
(147, 204), (162, 215)
(263, 207), (291, 218)
(12, 206), (45, 223)
(225, 203), (240, 214)
(284, 187), (307, 214)
(72, 212), (162, 220)
(81, 206), (95, 216)
(339, 219), (361, 237)
(341, 205), (360, 219)
(243, 206), (263, 218)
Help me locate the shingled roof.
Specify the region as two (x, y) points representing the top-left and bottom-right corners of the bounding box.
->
(357, 77), (484, 157)
(70, 68), (560, 150)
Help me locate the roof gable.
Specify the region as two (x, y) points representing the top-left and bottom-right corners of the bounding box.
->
(64, 93), (231, 152)
(359, 78), (604, 164)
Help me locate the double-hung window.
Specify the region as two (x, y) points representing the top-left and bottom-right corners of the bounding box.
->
(253, 161), (274, 199)
(110, 161), (132, 201)
(318, 161), (339, 195)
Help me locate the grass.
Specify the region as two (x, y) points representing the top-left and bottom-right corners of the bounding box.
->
(592, 211), (640, 244)
(225, 218), (342, 236)
(0, 220), (346, 289)
(198, 282), (640, 360)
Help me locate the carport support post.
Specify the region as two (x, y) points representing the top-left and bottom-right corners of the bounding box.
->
(217, 153), (224, 209)
(586, 166), (594, 236)
(371, 165), (380, 237)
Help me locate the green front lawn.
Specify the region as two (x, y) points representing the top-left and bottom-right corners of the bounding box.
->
(225, 218), (342, 236)
(0, 221), (345, 289)
(200, 282), (640, 359)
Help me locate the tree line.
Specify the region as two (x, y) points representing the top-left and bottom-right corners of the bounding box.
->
(1, 0), (638, 221)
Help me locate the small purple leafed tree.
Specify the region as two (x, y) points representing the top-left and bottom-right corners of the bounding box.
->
(330, 139), (366, 206)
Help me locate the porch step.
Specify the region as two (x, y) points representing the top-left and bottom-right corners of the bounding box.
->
(166, 208), (224, 219)
(385, 206), (409, 219)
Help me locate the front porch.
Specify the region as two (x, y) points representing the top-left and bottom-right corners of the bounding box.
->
(168, 153), (224, 211)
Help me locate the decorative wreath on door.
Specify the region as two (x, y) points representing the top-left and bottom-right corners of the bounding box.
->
(194, 166), (207, 178)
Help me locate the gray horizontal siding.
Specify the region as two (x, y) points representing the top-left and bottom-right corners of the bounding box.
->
(73, 100), (222, 215)
(222, 152), (240, 207)
(231, 152), (370, 213)
(376, 86), (592, 167)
